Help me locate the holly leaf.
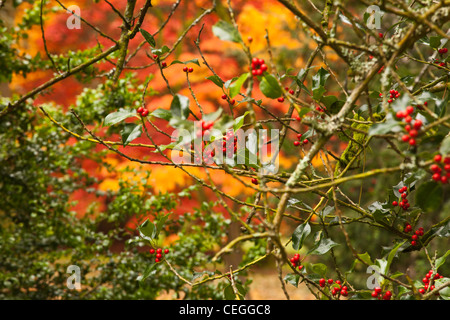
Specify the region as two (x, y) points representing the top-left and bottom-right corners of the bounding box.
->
(284, 273), (301, 288)
(206, 75), (224, 88)
(140, 28), (156, 47)
(104, 109), (136, 126)
(229, 73), (249, 98)
(233, 111), (249, 131)
(212, 20), (242, 43)
(169, 59), (200, 66)
(260, 73), (283, 99)
(291, 222), (311, 251)
(151, 108), (172, 121)
(121, 123), (142, 146)
(170, 94), (190, 120)
(415, 181), (443, 213)
(308, 238), (339, 255)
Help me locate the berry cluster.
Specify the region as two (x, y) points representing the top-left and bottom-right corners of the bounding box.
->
(380, 89), (400, 104)
(251, 58), (268, 76)
(371, 287), (392, 300)
(221, 94), (236, 106)
(182, 66), (194, 73)
(430, 154), (450, 184)
(319, 278), (348, 297)
(293, 133), (308, 147)
(136, 106), (149, 117)
(392, 186), (410, 210)
(438, 47), (448, 55)
(289, 253), (303, 271)
(418, 270), (443, 295)
(397, 106), (422, 147)
(410, 227), (424, 246)
(149, 247), (169, 263)
(284, 87), (295, 95)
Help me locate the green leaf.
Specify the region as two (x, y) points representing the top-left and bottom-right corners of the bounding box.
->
(229, 73), (249, 98)
(435, 277), (450, 300)
(154, 213), (170, 239)
(169, 58), (200, 67)
(312, 86), (326, 101)
(151, 108), (172, 121)
(357, 252), (373, 265)
(104, 109), (136, 126)
(284, 273), (300, 287)
(224, 285), (237, 300)
(309, 263), (327, 277)
(206, 75), (224, 88)
(435, 91), (448, 118)
(368, 114), (402, 136)
(312, 67), (330, 89)
(121, 123), (142, 146)
(259, 73), (283, 99)
(212, 20), (242, 43)
(291, 222), (311, 251)
(139, 28), (156, 47)
(429, 36), (441, 49)
(386, 240), (407, 272)
(440, 136), (450, 155)
(436, 250), (450, 271)
(139, 219), (155, 239)
(203, 109), (223, 123)
(233, 111), (249, 132)
(415, 181), (443, 213)
(151, 45), (170, 57)
(170, 94), (190, 120)
(140, 262), (157, 282)
(308, 238), (339, 255)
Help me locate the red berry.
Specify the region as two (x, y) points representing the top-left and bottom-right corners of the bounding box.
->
(409, 129), (418, 137)
(289, 89), (295, 94)
(247, 36), (253, 42)
(251, 69), (257, 76)
(149, 248), (155, 254)
(411, 240), (417, 246)
(156, 253), (162, 259)
(430, 164), (441, 173)
(328, 279), (334, 285)
(379, 33), (383, 38)
(161, 62), (167, 68)
(296, 133), (302, 140)
(406, 106), (414, 114)
(434, 154), (442, 162)
(319, 278), (326, 287)
(188, 67), (194, 73)
(388, 99), (393, 104)
(405, 124), (411, 132)
(153, 54), (158, 59)
(442, 176), (448, 184)
(401, 134), (410, 142)
(230, 99), (235, 105)
(371, 291), (378, 298)
(445, 157), (450, 164)
(156, 248), (162, 254)
(444, 164), (450, 172)
(164, 249), (169, 254)
(137, 107), (144, 114)
(341, 290), (348, 297)
(404, 115), (412, 123)
(221, 94), (227, 100)
(418, 288), (425, 294)
(392, 201), (398, 206)
(277, 97), (285, 102)
(411, 234), (418, 241)
(408, 138), (416, 146)
(303, 139), (308, 144)
(155, 258), (160, 263)
(423, 277), (429, 284)
(141, 109), (149, 117)
(183, 66), (188, 72)
(432, 173), (441, 181)
(413, 119), (423, 129)
(260, 64), (268, 72)
(294, 141), (300, 147)
(295, 116), (301, 121)
(251, 178), (258, 185)
(374, 287), (382, 294)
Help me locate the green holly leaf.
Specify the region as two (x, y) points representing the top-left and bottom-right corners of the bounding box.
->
(291, 222), (311, 251)
(212, 20), (242, 43)
(104, 108), (136, 126)
(121, 123), (142, 146)
(140, 28), (156, 47)
(170, 94), (190, 120)
(260, 73), (283, 99)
